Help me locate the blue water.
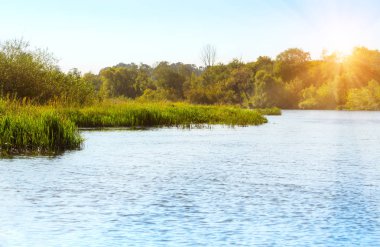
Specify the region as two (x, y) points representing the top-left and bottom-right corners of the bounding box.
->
(1, 110), (380, 246)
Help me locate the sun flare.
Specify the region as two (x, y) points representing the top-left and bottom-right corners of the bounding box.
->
(318, 16), (364, 56)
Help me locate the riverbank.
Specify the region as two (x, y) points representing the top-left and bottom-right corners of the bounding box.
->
(0, 99), (277, 155)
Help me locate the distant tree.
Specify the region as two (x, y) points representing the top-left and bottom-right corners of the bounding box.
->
(251, 70), (281, 108)
(152, 62), (187, 100)
(83, 72), (102, 91)
(345, 47), (380, 86)
(345, 80), (380, 110)
(276, 48), (310, 64)
(274, 48), (311, 82)
(252, 56), (274, 73)
(298, 83), (336, 109)
(99, 66), (139, 98)
(0, 39), (95, 105)
(200, 44), (217, 68)
(282, 78), (304, 108)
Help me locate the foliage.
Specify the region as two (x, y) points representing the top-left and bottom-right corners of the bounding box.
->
(0, 100), (82, 155)
(60, 99), (268, 128)
(0, 99), (269, 155)
(345, 80), (380, 110)
(0, 40), (96, 105)
(2, 39), (380, 110)
(254, 107), (282, 115)
(274, 48), (311, 82)
(299, 84), (336, 109)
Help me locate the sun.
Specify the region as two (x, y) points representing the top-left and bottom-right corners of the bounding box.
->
(317, 14), (366, 56)
(322, 23), (360, 56)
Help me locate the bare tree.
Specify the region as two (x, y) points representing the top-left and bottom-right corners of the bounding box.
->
(200, 44), (217, 68)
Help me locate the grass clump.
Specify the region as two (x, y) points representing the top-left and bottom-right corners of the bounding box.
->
(59, 100), (268, 128)
(0, 110), (82, 156)
(254, 107), (282, 116)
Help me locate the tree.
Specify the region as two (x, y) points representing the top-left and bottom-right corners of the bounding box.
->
(251, 70), (281, 108)
(99, 66), (140, 98)
(345, 47), (380, 87)
(282, 78), (304, 108)
(0, 39), (95, 105)
(345, 80), (380, 110)
(152, 62), (187, 100)
(298, 83), (336, 109)
(274, 48), (311, 82)
(200, 44), (217, 68)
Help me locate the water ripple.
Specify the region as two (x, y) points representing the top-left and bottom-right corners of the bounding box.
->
(0, 110), (380, 246)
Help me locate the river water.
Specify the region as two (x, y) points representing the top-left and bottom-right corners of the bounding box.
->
(0, 110), (380, 246)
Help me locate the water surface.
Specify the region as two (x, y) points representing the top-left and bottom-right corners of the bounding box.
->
(1, 110), (380, 246)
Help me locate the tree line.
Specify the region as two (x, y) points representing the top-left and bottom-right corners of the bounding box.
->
(1, 39), (380, 110)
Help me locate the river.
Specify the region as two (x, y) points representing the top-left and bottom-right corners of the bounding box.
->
(1, 110), (380, 246)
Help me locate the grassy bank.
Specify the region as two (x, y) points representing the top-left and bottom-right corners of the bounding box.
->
(0, 111), (82, 156)
(254, 107), (282, 116)
(60, 100), (269, 128)
(0, 99), (271, 155)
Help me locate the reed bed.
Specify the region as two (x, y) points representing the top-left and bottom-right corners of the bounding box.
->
(61, 100), (268, 128)
(0, 99), (269, 155)
(254, 107), (282, 116)
(0, 111), (82, 155)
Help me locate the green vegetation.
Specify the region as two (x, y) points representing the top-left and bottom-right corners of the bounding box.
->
(0, 39), (95, 105)
(0, 101), (82, 155)
(2, 39), (380, 111)
(345, 80), (380, 110)
(4, 37), (380, 154)
(0, 99), (268, 155)
(254, 107), (282, 116)
(61, 100), (268, 128)
(83, 48), (380, 111)
(0, 39), (279, 155)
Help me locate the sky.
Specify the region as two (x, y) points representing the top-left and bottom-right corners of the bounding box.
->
(1, 0), (380, 73)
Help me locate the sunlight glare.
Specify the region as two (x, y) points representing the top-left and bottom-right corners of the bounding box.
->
(319, 17), (363, 56)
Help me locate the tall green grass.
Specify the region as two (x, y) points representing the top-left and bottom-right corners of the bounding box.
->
(254, 107), (282, 116)
(0, 99), (269, 155)
(61, 100), (268, 128)
(0, 111), (82, 155)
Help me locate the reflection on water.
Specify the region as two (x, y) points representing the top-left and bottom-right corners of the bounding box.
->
(0, 110), (380, 246)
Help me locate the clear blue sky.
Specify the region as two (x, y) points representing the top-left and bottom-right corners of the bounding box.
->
(1, 0), (380, 73)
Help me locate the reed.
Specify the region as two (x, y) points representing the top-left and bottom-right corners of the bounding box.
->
(59, 100), (268, 128)
(0, 99), (269, 155)
(254, 107), (282, 116)
(0, 111), (82, 155)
